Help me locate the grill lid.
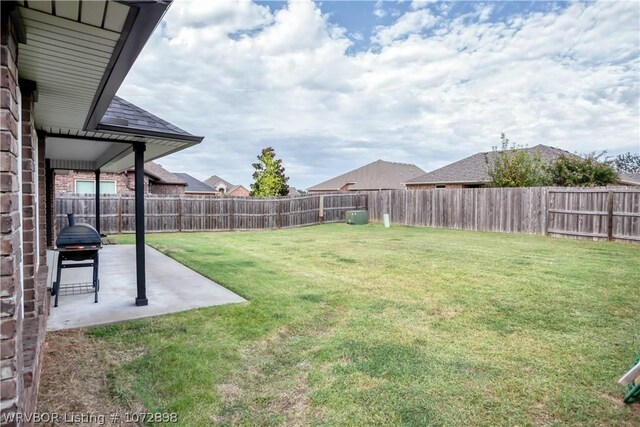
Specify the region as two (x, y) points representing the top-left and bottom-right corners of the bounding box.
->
(56, 215), (102, 248)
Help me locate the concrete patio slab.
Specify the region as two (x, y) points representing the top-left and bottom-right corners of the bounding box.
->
(47, 245), (246, 331)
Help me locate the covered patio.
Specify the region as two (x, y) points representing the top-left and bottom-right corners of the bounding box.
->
(11, 0), (205, 307)
(46, 244), (246, 331)
(1, 0), (215, 416)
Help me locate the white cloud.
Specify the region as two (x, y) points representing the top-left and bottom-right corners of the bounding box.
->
(373, 0), (386, 18)
(373, 9), (439, 46)
(411, 0), (438, 10)
(118, 0), (640, 189)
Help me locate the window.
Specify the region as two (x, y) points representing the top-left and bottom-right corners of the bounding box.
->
(75, 180), (116, 194)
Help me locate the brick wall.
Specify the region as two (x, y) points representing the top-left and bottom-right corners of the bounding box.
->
(149, 182), (185, 196)
(54, 170), (149, 195)
(405, 183), (480, 190)
(21, 90), (37, 319)
(37, 136), (45, 268)
(1, 14), (24, 425)
(405, 184), (436, 190)
(54, 171), (185, 196)
(1, 16), (51, 424)
(228, 186), (250, 197)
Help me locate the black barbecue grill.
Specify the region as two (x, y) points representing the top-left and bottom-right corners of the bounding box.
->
(52, 214), (102, 307)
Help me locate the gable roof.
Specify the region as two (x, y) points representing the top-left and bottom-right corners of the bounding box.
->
(143, 162), (186, 185)
(308, 160), (426, 191)
(204, 175), (234, 189)
(173, 173), (218, 193)
(98, 96), (200, 141)
(228, 184), (249, 193)
(288, 187), (301, 196)
(620, 172), (640, 186)
(406, 144), (574, 185)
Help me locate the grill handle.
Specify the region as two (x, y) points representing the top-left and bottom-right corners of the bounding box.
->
(67, 213), (76, 227)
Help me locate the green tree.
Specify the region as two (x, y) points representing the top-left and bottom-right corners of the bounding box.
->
(250, 147), (289, 197)
(612, 152), (640, 174)
(546, 152), (619, 187)
(486, 133), (550, 187)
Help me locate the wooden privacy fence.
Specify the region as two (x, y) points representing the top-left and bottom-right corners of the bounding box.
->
(55, 193), (367, 234)
(56, 188), (639, 242)
(366, 188), (640, 243)
(546, 188), (640, 242)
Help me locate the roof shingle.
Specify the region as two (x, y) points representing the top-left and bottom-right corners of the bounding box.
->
(143, 162), (186, 185)
(406, 144), (575, 185)
(173, 173), (218, 193)
(308, 160), (426, 191)
(99, 96), (200, 140)
(204, 175), (234, 190)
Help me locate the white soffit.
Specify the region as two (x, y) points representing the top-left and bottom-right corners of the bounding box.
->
(45, 136), (122, 161)
(102, 140), (189, 173)
(16, 1), (130, 131)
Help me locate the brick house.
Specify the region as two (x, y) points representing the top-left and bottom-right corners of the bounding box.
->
(54, 161), (186, 196)
(204, 175), (250, 197)
(1, 1), (202, 422)
(405, 144), (575, 189)
(307, 160), (426, 193)
(174, 173), (219, 196)
(226, 185), (250, 197)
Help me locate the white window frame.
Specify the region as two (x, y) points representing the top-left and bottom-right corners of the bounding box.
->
(74, 179), (117, 194)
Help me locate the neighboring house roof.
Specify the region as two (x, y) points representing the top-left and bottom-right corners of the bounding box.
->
(308, 160), (426, 191)
(143, 162), (186, 185)
(228, 185), (249, 194)
(619, 172), (640, 186)
(288, 187), (301, 196)
(204, 175), (234, 189)
(406, 144), (574, 185)
(173, 173), (218, 193)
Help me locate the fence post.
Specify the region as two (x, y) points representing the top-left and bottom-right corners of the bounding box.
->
(177, 197), (183, 232)
(117, 196), (122, 234)
(276, 198), (282, 229)
(543, 188), (549, 236)
(607, 190), (614, 241)
(319, 195), (324, 224)
(229, 198), (235, 231)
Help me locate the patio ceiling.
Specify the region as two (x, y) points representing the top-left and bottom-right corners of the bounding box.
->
(14, 0), (202, 172)
(45, 96), (203, 172)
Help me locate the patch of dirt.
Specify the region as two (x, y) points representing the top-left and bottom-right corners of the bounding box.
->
(214, 310), (342, 426)
(36, 329), (145, 426)
(435, 307), (460, 319)
(600, 393), (640, 425)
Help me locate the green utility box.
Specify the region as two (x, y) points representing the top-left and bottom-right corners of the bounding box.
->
(346, 210), (369, 225)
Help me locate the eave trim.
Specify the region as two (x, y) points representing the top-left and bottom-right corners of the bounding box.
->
(84, 1), (171, 131)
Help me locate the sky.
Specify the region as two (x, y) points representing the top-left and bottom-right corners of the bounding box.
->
(117, 0), (640, 189)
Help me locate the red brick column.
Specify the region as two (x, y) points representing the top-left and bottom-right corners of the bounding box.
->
(0, 13), (24, 424)
(19, 89), (48, 416)
(37, 134), (45, 268)
(21, 90), (37, 319)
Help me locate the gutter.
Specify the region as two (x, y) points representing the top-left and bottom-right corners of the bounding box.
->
(95, 123), (204, 143)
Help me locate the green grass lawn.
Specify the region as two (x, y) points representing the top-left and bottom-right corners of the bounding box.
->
(97, 224), (639, 426)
